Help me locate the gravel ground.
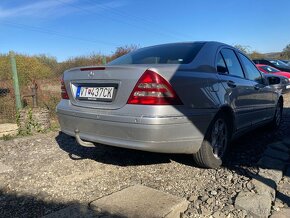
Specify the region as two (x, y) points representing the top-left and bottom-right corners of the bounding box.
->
(0, 93), (289, 218)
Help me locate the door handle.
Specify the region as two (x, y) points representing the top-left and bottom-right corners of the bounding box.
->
(227, 80), (236, 88)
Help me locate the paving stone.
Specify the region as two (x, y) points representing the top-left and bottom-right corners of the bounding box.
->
(235, 191), (271, 218)
(270, 208), (290, 218)
(89, 185), (189, 218)
(0, 162), (13, 174)
(258, 156), (286, 171)
(278, 182), (290, 194)
(252, 178), (275, 200)
(0, 123), (18, 138)
(258, 169), (283, 185)
(269, 142), (289, 153)
(264, 147), (289, 161)
(275, 191), (290, 207)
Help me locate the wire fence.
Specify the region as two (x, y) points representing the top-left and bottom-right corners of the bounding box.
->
(32, 79), (61, 119)
(0, 77), (60, 124)
(0, 78), (16, 124)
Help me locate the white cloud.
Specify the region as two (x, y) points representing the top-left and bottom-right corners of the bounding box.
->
(0, 0), (124, 19)
(0, 0), (70, 18)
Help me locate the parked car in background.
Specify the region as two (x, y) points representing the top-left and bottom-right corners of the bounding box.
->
(256, 64), (290, 78)
(279, 60), (290, 66)
(253, 59), (290, 72)
(57, 41), (283, 169)
(263, 74), (290, 94)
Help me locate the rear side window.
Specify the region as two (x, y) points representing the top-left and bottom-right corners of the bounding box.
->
(108, 43), (205, 65)
(216, 52), (228, 74)
(239, 53), (263, 83)
(220, 49), (245, 78)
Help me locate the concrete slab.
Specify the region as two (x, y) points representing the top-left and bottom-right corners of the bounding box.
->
(270, 208), (290, 218)
(0, 123), (18, 137)
(90, 185), (189, 218)
(252, 178), (275, 200)
(0, 162), (13, 173)
(258, 169), (283, 186)
(235, 191), (271, 218)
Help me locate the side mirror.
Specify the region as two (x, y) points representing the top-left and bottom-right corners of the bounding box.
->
(268, 76), (280, 85)
(260, 74), (268, 85)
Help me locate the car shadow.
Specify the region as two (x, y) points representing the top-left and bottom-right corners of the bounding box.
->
(225, 106), (290, 207)
(0, 189), (126, 218)
(56, 106), (290, 206)
(55, 132), (183, 166)
(56, 106), (290, 169)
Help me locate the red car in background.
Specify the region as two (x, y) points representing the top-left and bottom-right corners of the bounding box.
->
(256, 64), (290, 78)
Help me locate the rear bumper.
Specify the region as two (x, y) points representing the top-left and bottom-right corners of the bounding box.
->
(56, 101), (216, 154)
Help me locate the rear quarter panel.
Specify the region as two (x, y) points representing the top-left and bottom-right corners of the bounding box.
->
(170, 70), (222, 109)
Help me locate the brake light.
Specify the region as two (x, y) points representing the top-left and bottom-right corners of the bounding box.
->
(61, 77), (69, 99)
(80, 67), (105, 71)
(127, 70), (182, 105)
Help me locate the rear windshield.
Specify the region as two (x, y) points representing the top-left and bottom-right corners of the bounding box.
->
(108, 42), (205, 65)
(270, 60), (289, 67)
(260, 65), (280, 73)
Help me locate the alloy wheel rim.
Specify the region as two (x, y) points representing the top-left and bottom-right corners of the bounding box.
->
(211, 118), (227, 159)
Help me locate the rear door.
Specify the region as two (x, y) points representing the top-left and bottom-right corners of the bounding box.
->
(216, 48), (254, 130)
(238, 53), (275, 123)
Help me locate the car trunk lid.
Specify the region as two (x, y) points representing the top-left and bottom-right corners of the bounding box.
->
(63, 65), (152, 110)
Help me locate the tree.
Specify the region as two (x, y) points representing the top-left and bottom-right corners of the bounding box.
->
(249, 51), (265, 59)
(282, 44), (290, 59)
(0, 54), (11, 80)
(36, 54), (58, 72)
(57, 53), (105, 75)
(15, 54), (54, 85)
(109, 44), (139, 61)
(234, 44), (251, 55)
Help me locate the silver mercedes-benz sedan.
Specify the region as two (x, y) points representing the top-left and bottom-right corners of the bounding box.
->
(56, 41), (283, 168)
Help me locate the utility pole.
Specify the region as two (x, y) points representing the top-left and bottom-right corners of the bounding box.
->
(9, 51), (22, 110)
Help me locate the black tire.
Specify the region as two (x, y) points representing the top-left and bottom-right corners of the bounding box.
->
(193, 113), (230, 168)
(270, 99), (283, 129)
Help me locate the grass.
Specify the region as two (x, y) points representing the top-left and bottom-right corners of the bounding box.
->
(0, 78), (61, 140)
(0, 134), (14, 141)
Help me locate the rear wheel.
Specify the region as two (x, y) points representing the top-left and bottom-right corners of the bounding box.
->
(193, 113), (230, 168)
(270, 99), (283, 129)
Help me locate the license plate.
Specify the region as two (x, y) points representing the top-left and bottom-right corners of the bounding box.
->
(286, 85), (290, 89)
(76, 86), (115, 101)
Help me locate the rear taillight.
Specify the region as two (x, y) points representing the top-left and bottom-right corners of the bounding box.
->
(61, 77), (69, 99)
(127, 70), (182, 105)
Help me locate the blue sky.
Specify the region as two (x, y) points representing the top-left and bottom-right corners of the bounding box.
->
(0, 0), (290, 61)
